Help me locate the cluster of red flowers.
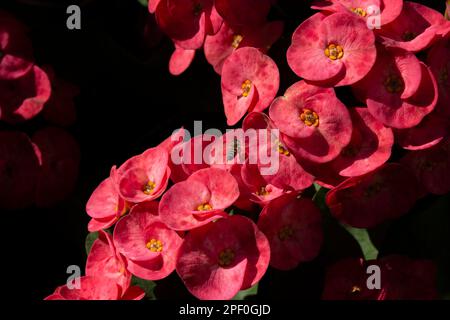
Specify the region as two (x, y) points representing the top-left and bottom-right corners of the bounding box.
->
(0, 10), (80, 209)
(45, 0), (449, 300)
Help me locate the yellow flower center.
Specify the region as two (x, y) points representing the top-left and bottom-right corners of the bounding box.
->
(300, 109), (319, 127)
(351, 7), (367, 17)
(384, 74), (404, 93)
(324, 44), (344, 60)
(278, 143), (290, 156)
(256, 186), (270, 196)
(351, 286), (361, 294)
(232, 34), (244, 49)
(142, 181), (156, 195)
(146, 239), (163, 252)
(278, 225), (295, 241)
(218, 248), (235, 267)
(241, 79), (252, 97)
(196, 203), (213, 211)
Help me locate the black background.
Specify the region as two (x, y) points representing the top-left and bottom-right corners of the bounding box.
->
(0, 0), (448, 302)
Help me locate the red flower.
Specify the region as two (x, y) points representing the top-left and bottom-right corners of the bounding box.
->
(176, 215), (270, 300)
(0, 65), (51, 123)
(269, 81), (352, 163)
(378, 255), (438, 300)
(148, 0), (162, 13)
(326, 163), (419, 228)
(395, 113), (449, 151)
(86, 176), (131, 232)
(378, 2), (448, 53)
(0, 10), (33, 79)
(111, 146), (170, 204)
(241, 161), (286, 206)
(287, 12), (376, 86)
(45, 275), (145, 300)
(322, 258), (379, 300)
(258, 194), (322, 270)
(204, 20), (283, 74)
(322, 256), (437, 300)
(242, 112), (315, 192)
(401, 138), (450, 195)
(0, 131), (39, 210)
(221, 47), (279, 125)
(32, 127), (80, 208)
(113, 202), (183, 280)
(155, 0), (222, 50)
(326, 107), (394, 177)
(169, 44), (196, 76)
(352, 45), (438, 129)
(215, 0), (271, 27)
(86, 230), (131, 292)
(312, 0), (403, 26)
(159, 167), (239, 230)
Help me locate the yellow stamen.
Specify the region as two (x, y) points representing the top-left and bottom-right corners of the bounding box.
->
(278, 143), (290, 156)
(324, 43), (344, 60)
(351, 7), (367, 17)
(218, 248), (235, 267)
(143, 181), (156, 195)
(232, 34), (243, 49)
(146, 239), (163, 252)
(300, 109), (319, 127)
(351, 286), (361, 294)
(256, 186), (270, 196)
(241, 79), (252, 97)
(196, 203), (213, 211)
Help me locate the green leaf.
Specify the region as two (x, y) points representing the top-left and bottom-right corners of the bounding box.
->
(312, 185), (329, 213)
(131, 276), (157, 300)
(232, 283), (258, 300)
(342, 225), (379, 260)
(137, 0), (148, 7)
(85, 232), (99, 254)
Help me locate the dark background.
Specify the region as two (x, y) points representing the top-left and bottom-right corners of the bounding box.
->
(0, 0), (448, 301)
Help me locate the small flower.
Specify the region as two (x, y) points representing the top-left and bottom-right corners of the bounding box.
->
(378, 2), (449, 53)
(327, 107), (394, 177)
(86, 230), (131, 292)
(269, 81), (352, 163)
(159, 167), (239, 230)
(287, 12), (376, 86)
(258, 194), (323, 270)
(0, 10), (33, 80)
(221, 47), (279, 125)
(0, 65), (51, 123)
(352, 45), (438, 129)
(311, 0), (403, 26)
(86, 176), (131, 232)
(401, 138), (450, 195)
(176, 215), (270, 300)
(113, 202), (183, 280)
(326, 163), (420, 228)
(110, 146), (171, 204)
(204, 20), (283, 74)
